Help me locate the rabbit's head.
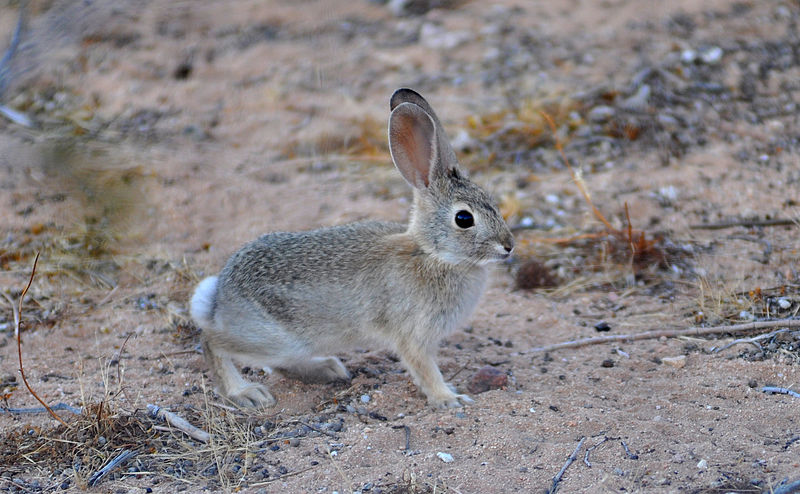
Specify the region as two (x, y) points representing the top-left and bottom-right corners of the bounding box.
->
(388, 88), (514, 266)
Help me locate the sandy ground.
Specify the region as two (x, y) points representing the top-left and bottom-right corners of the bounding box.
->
(0, 0), (799, 492)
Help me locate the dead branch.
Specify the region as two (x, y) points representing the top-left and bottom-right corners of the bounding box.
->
(0, 402), (82, 415)
(147, 404), (210, 443)
(762, 387), (800, 399)
(583, 436), (611, 467)
(392, 424), (411, 451)
(689, 218), (798, 230)
(520, 319), (800, 355)
(711, 328), (793, 353)
(548, 436), (585, 494)
(87, 449), (138, 486)
(11, 253), (70, 427)
(771, 478), (800, 494)
(0, 0), (24, 96)
(620, 440), (638, 460)
(294, 420), (339, 439)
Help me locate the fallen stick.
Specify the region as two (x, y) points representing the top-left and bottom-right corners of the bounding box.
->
(711, 328), (793, 353)
(583, 437), (610, 467)
(0, 403), (82, 415)
(392, 424), (411, 451)
(548, 436), (585, 494)
(295, 420), (340, 439)
(762, 387), (800, 399)
(7, 253), (69, 427)
(87, 449), (138, 486)
(772, 478), (800, 494)
(147, 404), (210, 443)
(520, 319), (800, 355)
(689, 218), (797, 230)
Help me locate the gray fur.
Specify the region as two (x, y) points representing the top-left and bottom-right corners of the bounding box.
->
(191, 89), (514, 408)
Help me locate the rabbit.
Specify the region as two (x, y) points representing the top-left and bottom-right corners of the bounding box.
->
(190, 88), (514, 409)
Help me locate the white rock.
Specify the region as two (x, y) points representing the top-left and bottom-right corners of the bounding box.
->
(437, 452), (454, 463)
(739, 310), (755, 320)
(700, 46), (723, 64)
(658, 185), (678, 201)
(588, 105), (615, 123)
(777, 298), (791, 309)
(680, 49), (697, 63)
(697, 459), (707, 469)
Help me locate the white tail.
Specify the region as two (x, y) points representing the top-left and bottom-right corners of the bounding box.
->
(190, 276), (218, 328)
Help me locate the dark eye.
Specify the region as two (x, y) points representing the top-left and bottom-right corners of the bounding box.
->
(455, 210), (474, 229)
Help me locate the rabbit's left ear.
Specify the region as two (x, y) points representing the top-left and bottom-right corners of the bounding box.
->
(389, 89), (463, 186)
(389, 102), (438, 189)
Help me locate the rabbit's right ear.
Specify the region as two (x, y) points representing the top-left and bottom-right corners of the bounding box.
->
(389, 102), (438, 189)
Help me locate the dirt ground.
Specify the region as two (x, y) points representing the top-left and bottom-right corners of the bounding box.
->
(0, 0), (799, 492)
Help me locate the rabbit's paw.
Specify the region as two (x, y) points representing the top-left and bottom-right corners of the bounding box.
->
(429, 391), (474, 409)
(279, 356), (351, 383)
(313, 356), (351, 382)
(227, 384), (276, 408)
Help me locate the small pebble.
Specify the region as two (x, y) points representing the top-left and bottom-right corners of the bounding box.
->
(697, 459), (708, 469)
(601, 359), (615, 368)
(594, 321), (611, 332)
(777, 298), (791, 309)
(588, 105), (615, 123)
(437, 452), (454, 463)
(361, 394), (371, 404)
(700, 46), (723, 64)
(661, 356), (686, 369)
(467, 366), (508, 394)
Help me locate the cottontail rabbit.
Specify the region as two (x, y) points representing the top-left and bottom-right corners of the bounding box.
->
(190, 88), (514, 408)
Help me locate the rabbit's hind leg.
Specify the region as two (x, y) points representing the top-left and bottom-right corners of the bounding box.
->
(277, 356), (350, 384)
(202, 340), (276, 408)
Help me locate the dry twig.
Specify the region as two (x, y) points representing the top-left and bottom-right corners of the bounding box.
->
(392, 424), (411, 451)
(147, 404), (211, 443)
(87, 449), (138, 486)
(762, 387), (800, 399)
(548, 436), (586, 494)
(10, 253), (70, 426)
(521, 319), (800, 355)
(0, 402), (82, 415)
(772, 478), (800, 494)
(711, 328), (793, 353)
(689, 218), (797, 230)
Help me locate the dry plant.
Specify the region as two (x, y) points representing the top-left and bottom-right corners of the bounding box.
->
(508, 110), (687, 293)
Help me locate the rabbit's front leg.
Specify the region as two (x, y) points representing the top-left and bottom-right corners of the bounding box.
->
(396, 338), (473, 408)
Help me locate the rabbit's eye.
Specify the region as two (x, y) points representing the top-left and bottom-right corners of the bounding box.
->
(455, 210), (474, 229)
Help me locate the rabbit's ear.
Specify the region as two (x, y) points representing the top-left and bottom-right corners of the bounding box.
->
(390, 89), (460, 181)
(391, 88), (436, 114)
(389, 102), (438, 189)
